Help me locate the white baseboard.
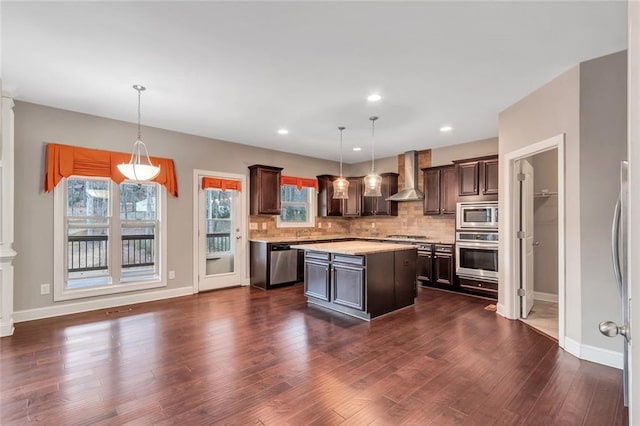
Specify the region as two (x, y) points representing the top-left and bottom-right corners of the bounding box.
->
(0, 320), (14, 337)
(564, 336), (623, 370)
(496, 302), (510, 319)
(13, 286), (194, 323)
(533, 291), (559, 303)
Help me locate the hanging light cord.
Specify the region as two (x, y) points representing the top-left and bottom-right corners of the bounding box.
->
(339, 126), (345, 177)
(370, 116), (378, 173)
(136, 86), (143, 141)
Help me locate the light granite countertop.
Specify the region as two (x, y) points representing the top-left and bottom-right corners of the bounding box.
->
(250, 235), (454, 245)
(290, 240), (417, 255)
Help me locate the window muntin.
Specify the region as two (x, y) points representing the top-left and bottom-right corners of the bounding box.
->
(277, 185), (315, 228)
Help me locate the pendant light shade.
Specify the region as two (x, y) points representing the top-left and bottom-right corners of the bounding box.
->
(363, 116), (382, 197)
(333, 126), (349, 199)
(117, 85), (160, 182)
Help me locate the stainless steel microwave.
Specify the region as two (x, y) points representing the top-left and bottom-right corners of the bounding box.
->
(456, 202), (499, 230)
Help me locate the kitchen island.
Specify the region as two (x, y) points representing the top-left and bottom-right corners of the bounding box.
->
(291, 241), (417, 320)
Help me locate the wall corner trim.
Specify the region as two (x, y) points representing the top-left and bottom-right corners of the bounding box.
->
(12, 286), (194, 323)
(564, 336), (623, 370)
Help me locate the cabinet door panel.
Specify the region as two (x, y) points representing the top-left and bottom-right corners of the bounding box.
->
(249, 165), (282, 215)
(342, 177), (362, 216)
(417, 252), (433, 284)
(440, 166), (457, 214)
(332, 264), (365, 310)
(434, 254), (453, 286)
(483, 159), (499, 195)
(423, 169), (441, 215)
(305, 261), (330, 301)
(317, 175), (342, 217)
(458, 162), (479, 196)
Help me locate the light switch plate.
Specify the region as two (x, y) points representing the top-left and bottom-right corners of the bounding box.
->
(249, 222), (258, 230)
(40, 283), (50, 295)
(168, 270), (176, 280)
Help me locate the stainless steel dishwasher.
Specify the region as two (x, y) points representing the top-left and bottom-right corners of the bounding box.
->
(269, 243), (299, 285)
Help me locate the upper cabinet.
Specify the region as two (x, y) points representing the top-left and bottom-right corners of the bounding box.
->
(422, 165), (456, 215)
(317, 175), (343, 217)
(361, 172), (399, 216)
(453, 155), (499, 201)
(342, 176), (363, 217)
(249, 164), (283, 215)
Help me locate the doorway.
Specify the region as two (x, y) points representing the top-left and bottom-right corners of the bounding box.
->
(192, 170), (247, 292)
(502, 133), (565, 348)
(516, 150), (559, 339)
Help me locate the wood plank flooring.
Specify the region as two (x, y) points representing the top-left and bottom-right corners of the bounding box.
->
(0, 285), (627, 425)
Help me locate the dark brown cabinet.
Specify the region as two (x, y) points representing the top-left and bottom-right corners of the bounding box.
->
(316, 175), (343, 217)
(453, 155), (498, 201)
(361, 172), (399, 216)
(433, 244), (454, 286)
(342, 176), (363, 217)
(417, 247), (433, 284)
(418, 244), (454, 289)
(249, 165), (283, 215)
(422, 165), (456, 215)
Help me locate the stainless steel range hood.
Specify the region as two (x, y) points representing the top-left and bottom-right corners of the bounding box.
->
(387, 151), (425, 201)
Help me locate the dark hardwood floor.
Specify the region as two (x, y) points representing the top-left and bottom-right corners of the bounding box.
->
(1, 285), (627, 425)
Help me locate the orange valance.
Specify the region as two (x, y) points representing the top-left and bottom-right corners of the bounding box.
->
(201, 177), (242, 192)
(281, 176), (318, 190)
(44, 143), (178, 197)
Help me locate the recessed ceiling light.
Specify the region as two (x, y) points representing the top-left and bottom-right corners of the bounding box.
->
(353, 147), (362, 152)
(367, 94), (382, 102)
(440, 126), (453, 132)
(277, 128), (289, 135)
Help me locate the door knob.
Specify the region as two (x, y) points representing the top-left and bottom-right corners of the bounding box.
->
(599, 320), (630, 341)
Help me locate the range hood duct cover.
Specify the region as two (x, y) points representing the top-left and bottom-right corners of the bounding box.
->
(387, 151), (425, 201)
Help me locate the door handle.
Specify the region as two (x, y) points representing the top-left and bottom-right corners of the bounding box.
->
(235, 235), (242, 240)
(599, 320), (630, 342)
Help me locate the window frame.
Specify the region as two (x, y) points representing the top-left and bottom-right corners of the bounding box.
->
(54, 176), (167, 301)
(276, 185), (316, 228)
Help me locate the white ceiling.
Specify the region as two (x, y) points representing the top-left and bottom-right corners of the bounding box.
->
(2, 1), (627, 163)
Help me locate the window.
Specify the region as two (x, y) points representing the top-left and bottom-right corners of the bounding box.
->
(277, 185), (316, 228)
(205, 189), (232, 255)
(54, 176), (167, 301)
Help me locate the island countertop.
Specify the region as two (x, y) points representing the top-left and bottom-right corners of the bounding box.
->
(290, 240), (416, 255)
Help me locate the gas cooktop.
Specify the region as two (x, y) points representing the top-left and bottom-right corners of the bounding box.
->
(385, 234), (429, 240)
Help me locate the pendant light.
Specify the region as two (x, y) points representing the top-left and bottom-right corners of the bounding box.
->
(117, 85), (160, 181)
(363, 116), (382, 197)
(332, 126), (349, 199)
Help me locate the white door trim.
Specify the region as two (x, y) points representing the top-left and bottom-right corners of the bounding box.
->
(499, 133), (565, 349)
(192, 169), (248, 294)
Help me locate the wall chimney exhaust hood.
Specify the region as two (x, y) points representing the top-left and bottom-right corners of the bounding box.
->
(387, 151), (425, 201)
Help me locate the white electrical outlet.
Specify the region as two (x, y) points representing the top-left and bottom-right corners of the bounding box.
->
(169, 270), (176, 280)
(40, 283), (50, 295)
(328, 222), (332, 228)
(318, 223), (322, 228)
(249, 222), (258, 230)
(371, 223), (376, 228)
(261, 223), (267, 230)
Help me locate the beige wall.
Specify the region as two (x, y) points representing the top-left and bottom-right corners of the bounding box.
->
(499, 50), (626, 353)
(499, 64), (581, 339)
(13, 101), (341, 312)
(579, 51), (627, 348)
(430, 137), (498, 166)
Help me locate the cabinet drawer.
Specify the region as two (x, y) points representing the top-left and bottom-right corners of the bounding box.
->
(458, 278), (498, 293)
(332, 254), (365, 266)
(306, 251), (330, 261)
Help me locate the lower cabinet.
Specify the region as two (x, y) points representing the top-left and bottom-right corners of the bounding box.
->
(303, 249), (417, 320)
(332, 263), (365, 310)
(418, 244), (455, 289)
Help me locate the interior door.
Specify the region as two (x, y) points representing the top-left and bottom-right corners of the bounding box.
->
(197, 175), (245, 291)
(519, 159), (535, 318)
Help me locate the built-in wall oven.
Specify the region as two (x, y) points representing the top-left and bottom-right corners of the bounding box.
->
(456, 201), (498, 230)
(455, 231), (498, 282)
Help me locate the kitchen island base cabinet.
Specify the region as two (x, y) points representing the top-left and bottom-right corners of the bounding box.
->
(303, 248), (417, 321)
